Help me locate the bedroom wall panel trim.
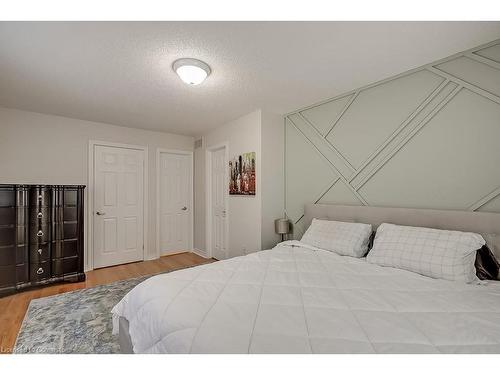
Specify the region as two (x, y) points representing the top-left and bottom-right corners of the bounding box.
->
(286, 118), (342, 178)
(469, 186), (500, 212)
(284, 39), (500, 117)
(349, 80), (458, 188)
(353, 85), (462, 191)
(347, 78), (449, 185)
(286, 117), (368, 206)
(292, 113), (355, 177)
(285, 39), (500, 238)
(467, 52), (500, 71)
(86, 140), (149, 271)
(298, 112), (356, 172)
(427, 66), (500, 105)
(291, 176), (343, 225)
(323, 93), (358, 138)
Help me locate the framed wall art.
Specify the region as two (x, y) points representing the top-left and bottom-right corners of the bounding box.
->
(229, 152), (256, 195)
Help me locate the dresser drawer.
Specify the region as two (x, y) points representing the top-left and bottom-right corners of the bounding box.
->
(52, 257), (78, 276)
(29, 188), (50, 207)
(53, 222), (78, 240)
(30, 243), (50, 263)
(0, 207), (15, 225)
(63, 206), (77, 221)
(0, 189), (15, 207)
(30, 262), (50, 282)
(65, 222), (78, 239)
(64, 190), (78, 206)
(0, 245), (26, 266)
(17, 263), (29, 284)
(16, 189), (28, 207)
(0, 227), (15, 247)
(30, 207), (50, 223)
(51, 189), (63, 207)
(30, 224), (50, 243)
(0, 245), (15, 266)
(0, 264), (16, 288)
(16, 207), (28, 226)
(52, 239), (78, 258)
(16, 245), (28, 264)
(16, 225), (28, 246)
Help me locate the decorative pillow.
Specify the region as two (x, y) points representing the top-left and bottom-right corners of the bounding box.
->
(301, 218), (372, 257)
(367, 223), (485, 283)
(475, 245), (500, 280)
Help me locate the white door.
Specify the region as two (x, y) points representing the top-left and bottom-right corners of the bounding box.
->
(159, 152), (192, 255)
(93, 145), (144, 268)
(211, 147), (227, 260)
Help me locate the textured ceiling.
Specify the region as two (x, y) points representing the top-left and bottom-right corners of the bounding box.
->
(0, 21), (499, 136)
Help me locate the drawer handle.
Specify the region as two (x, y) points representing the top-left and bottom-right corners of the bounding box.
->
(36, 267), (44, 275)
(37, 212), (43, 219)
(37, 248), (42, 255)
(37, 230), (43, 237)
(38, 195), (43, 200)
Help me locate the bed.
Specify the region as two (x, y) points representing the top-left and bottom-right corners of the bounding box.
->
(112, 204), (500, 354)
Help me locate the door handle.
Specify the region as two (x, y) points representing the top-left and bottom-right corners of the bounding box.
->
(181, 207), (187, 211)
(96, 211), (106, 216)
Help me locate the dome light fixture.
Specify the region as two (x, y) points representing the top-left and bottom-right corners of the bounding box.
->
(172, 58), (211, 85)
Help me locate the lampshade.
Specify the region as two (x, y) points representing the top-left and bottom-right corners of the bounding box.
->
(274, 218), (290, 235)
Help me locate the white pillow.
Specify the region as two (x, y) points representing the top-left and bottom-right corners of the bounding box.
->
(367, 223), (485, 283)
(301, 218), (372, 257)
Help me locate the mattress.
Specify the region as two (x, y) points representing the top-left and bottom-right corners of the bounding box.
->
(111, 240), (500, 353)
(118, 316), (134, 354)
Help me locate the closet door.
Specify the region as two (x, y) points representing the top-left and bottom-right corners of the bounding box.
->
(159, 151), (192, 255)
(211, 147), (228, 260)
(93, 145), (145, 268)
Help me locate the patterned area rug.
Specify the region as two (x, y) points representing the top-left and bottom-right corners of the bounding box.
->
(14, 275), (149, 354)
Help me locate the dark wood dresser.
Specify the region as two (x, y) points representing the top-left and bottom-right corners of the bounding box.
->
(0, 184), (85, 297)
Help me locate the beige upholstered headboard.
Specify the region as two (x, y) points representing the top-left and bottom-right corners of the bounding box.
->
(304, 204), (500, 259)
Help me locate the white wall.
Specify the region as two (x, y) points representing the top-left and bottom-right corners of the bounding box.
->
(261, 111), (284, 249)
(0, 107), (194, 268)
(0, 106), (284, 264)
(194, 110), (262, 258)
(193, 109), (284, 257)
(193, 140), (206, 255)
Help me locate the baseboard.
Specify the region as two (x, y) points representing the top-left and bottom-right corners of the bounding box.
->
(160, 250), (186, 257)
(191, 248), (209, 258)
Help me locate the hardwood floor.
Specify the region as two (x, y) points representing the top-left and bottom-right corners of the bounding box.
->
(0, 252), (214, 354)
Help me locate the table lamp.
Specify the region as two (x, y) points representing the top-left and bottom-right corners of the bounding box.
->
(274, 218), (290, 242)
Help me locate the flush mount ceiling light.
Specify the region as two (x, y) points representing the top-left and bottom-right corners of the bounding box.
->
(172, 58), (211, 85)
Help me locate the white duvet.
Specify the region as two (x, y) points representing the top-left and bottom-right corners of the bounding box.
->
(112, 241), (500, 353)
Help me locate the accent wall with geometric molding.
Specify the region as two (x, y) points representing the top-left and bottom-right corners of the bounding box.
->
(285, 39), (500, 238)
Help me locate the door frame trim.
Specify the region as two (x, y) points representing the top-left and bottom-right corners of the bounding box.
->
(205, 142), (229, 259)
(87, 140), (149, 271)
(156, 148), (194, 259)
